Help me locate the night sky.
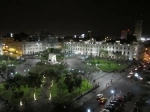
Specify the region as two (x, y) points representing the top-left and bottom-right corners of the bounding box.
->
(0, 0), (150, 37)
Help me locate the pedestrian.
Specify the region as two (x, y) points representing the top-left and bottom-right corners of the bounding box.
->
(111, 79), (113, 83)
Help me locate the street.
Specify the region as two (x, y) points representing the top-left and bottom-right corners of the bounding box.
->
(66, 57), (149, 112)
(15, 59), (41, 75)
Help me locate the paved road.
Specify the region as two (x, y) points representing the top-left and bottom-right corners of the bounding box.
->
(15, 59), (41, 75)
(74, 64), (149, 112)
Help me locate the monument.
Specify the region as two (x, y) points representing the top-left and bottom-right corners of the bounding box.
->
(48, 53), (57, 62)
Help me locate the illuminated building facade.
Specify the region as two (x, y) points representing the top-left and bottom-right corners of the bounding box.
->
(64, 40), (144, 60)
(22, 42), (51, 54)
(1, 37), (60, 57)
(2, 42), (23, 57)
(1, 37), (14, 44)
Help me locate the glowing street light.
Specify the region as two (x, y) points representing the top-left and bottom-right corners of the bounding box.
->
(111, 90), (115, 99)
(34, 93), (36, 100)
(51, 80), (53, 87)
(87, 109), (91, 112)
(20, 100), (23, 106)
(49, 92), (51, 100)
(111, 90), (114, 94)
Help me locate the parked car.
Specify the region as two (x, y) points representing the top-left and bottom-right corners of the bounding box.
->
(105, 105), (115, 112)
(127, 91), (134, 97)
(123, 95), (131, 102)
(99, 97), (108, 104)
(100, 109), (110, 112)
(110, 101), (120, 106)
(96, 94), (103, 100)
(132, 106), (139, 112)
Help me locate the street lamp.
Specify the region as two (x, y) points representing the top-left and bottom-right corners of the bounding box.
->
(87, 109), (91, 112)
(34, 93), (36, 100)
(111, 90), (114, 94)
(20, 100), (23, 106)
(111, 90), (115, 99)
(49, 92), (51, 100)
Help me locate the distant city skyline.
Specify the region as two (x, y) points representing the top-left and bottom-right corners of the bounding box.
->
(0, 0), (150, 38)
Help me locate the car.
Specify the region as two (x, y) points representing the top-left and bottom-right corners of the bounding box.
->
(123, 95), (131, 102)
(105, 107), (114, 112)
(135, 100), (140, 106)
(135, 73), (143, 80)
(99, 97), (108, 104)
(115, 96), (123, 100)
(135, 68), (138, 71)
(106, 104), (116, 108)
(127, 75), (132, 78)
(132, 106), (139, 112)
(105, 105), (115, 111)
(113, 98), (124, 104)
(100, 109), (110, 112)
(110, 101), (120, 106)
(96, 94), (103, 100)
(127, 91), (134, 97)
(127, 71), (134, 78)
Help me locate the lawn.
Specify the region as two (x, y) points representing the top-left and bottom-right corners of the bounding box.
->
(56, 54), (64, 61)
(86, 58), (128, 72)
(50, 79), (92, 102)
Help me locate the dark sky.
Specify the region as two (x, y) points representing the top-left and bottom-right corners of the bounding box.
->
(0, 0), (150, 37)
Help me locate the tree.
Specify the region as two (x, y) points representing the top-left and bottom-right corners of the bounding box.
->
(64, 75), (74, 93)
(57, 78), (67, 97)
(13, 73), (23, 90)
(99, 49), (108, 58)
(1, 64), (7, 72)
(26, 72), (42, 89)
(4, 83), (9, 90)
(74, 76), (82, 93)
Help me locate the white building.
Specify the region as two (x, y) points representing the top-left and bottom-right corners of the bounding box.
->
(0, 42), (3, 55)
(64, 40), (145, 60)
(0, 41), (61, 56)
(22, 41), (60, 54)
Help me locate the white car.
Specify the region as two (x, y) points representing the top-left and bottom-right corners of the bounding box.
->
(127, 71), (134, 78)
(135, 73), (143, 80)
(100, 109), (110, 112)
(96, 94), (103, 99)
(137, 76), (143, 80)
(127, 75), (132, 78)
(147, 81), (150, 84)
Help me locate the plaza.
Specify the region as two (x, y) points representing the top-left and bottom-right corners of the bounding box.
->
(0, 46), (149, 112)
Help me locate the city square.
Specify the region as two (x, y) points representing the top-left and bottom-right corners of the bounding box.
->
(0, 1), (150, 112)
(0, 48), (150, 112)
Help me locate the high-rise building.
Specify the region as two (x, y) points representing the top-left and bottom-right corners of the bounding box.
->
(135, 19), (143, 41)
(121, 29), (131, 39)
(88, 31), (91, 38)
